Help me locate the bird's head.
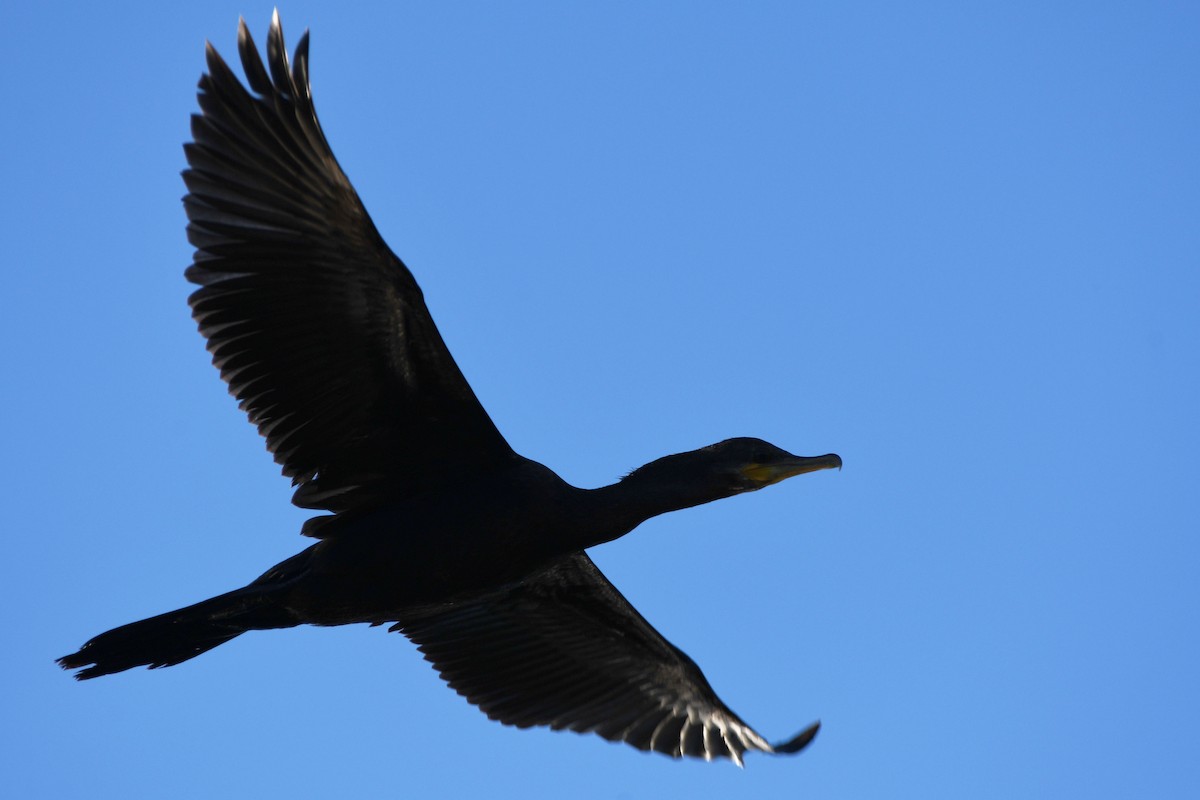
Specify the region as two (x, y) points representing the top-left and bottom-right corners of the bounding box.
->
(699, 437), (842, 494)
(623, 437), (841, 505)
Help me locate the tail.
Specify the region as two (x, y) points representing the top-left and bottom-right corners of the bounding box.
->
(58, 585), (297, 680)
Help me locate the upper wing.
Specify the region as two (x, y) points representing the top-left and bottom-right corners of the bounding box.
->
(393, 553), (819, 765)
(183, 13), (513, 515)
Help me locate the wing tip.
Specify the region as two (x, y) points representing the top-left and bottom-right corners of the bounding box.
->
(771, 719), (821, 755)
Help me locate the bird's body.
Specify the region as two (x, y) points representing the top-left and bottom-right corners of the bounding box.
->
(280, 457), (583, 624)
(59, 13), (840, 765)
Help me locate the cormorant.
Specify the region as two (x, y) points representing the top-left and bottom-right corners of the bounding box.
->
(58, 13), (842, 766)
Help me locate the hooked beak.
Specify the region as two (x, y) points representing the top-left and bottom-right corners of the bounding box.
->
(743, 452), (842, 487)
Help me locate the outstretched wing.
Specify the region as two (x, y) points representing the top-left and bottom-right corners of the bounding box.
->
(394, 553), (818, 765)
(183, 12), (513, 515)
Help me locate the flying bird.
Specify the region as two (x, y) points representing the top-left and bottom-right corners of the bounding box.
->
(58, 12), (841, 766)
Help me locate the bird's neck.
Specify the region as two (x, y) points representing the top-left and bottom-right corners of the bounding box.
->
(572, 470), (727, 550)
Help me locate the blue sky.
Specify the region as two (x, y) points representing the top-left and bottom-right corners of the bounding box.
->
(3, 2), (1197, 797)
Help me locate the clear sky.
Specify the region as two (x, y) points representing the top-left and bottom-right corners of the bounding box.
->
(3, 2), (1197, 797)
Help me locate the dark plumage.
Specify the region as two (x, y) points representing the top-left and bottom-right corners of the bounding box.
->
(58, 13), (841, 766)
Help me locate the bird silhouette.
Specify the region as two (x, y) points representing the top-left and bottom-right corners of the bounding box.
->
(58, 12), (840, 766)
